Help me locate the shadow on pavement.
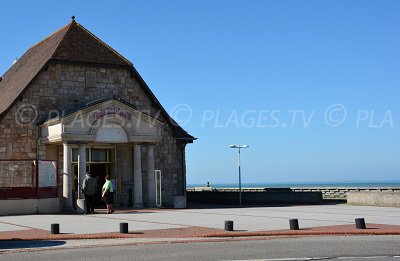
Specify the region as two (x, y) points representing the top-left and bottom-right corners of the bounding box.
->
(0, 240), (66, 250)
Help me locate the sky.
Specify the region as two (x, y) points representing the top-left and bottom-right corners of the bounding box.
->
(1, 0), (400, 185)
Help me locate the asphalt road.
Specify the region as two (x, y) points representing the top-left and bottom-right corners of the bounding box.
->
(1, 236), (400, 261)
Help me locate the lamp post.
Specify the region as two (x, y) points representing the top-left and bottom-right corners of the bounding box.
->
(229, 144), (250, 206)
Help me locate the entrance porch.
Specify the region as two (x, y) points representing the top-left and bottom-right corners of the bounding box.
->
(40, 99), (163, 212)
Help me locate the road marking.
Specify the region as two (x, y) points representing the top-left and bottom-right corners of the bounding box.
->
(223, 257), (400, 261)
(338, 257), (389, 259)
(223, 257), (331, 261)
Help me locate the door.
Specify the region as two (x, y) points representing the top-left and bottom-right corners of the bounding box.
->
(89, 163), (110, 208)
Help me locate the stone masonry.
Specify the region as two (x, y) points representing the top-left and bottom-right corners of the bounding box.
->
(0, 63), (186, 206)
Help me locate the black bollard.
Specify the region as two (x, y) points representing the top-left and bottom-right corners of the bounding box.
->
(355, 218), (366, 229)
(224, 220), (234, 231)
(51, 223), (60, 234)
(289, 219), (299, 230)
(120, 222), (129, 234)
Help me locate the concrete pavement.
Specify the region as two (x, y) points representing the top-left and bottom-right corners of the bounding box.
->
(1, 203), (400, 241)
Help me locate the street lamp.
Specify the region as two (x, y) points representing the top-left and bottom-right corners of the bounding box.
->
(229, 144), (250, 206)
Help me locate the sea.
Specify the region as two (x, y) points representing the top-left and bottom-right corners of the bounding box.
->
(187, 181), (400, 189)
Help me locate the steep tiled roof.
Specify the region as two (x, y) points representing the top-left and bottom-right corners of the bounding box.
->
(0, 20), (132, 118)
(0, 24), (69, 116)
(0, 19), (195, 142)
(51, 21), (132, 66)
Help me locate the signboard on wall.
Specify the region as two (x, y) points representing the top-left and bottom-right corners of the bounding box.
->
(38, 160), (57, 187)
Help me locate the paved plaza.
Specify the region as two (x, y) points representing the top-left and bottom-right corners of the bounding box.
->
(1, 203), (400, 239)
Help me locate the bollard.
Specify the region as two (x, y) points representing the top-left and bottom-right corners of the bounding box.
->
(51, 223), (60, 234)
(355, 218), (366, 229)
(289, 219), (299, 230)
(225, 220), (234, 231)
(120, 222), (129, 234)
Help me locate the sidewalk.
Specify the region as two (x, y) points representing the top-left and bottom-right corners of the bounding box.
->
(1, 203), (400, 241)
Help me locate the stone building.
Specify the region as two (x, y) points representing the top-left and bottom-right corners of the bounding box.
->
(0, 18), (195, 214)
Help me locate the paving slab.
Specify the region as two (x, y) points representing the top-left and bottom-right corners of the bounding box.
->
(0, 204), (400, 241)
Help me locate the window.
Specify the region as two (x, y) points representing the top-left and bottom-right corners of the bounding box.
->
(71, 148), (110, 163)
(91, 149), (108, 162)
(72, 149), (78, 162)
(72, 148), (89, 162)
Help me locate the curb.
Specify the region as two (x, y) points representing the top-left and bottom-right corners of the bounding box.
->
(0, 233), (138, 241)
(2, 230), (400, 241)
(198, 230), (400, 238)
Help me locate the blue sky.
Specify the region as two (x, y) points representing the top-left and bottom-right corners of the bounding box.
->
(1, 0), (400, 184)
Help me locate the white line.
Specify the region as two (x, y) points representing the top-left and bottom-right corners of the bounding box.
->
(338, 257), (389, 259)
(223, 257), (331, 261)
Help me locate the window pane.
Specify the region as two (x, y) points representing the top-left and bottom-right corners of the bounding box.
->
(91, 149), (107, 162)
(72, 148), (90, 162)
(72, 148), (78, 162)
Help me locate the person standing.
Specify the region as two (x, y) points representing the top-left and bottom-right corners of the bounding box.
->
(81, 172), (98, 214)
(102, 175), (115, 214)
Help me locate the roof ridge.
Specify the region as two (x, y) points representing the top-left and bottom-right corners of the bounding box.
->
(74, 22), (133, 67)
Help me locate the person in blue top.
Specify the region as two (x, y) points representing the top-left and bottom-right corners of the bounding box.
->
(102, 175), (115, 214)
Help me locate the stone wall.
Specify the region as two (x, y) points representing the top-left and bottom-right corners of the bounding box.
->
(0, 62), (186, 206)
(347, 191), (400, 207)
(188, 187), (400, 200)
(0, 160), (35, 187)
(187, 191), (323, 205)
(292, 187), (400, 199)
(154, 130), (181, 206)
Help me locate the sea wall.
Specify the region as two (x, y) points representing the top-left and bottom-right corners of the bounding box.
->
(293, 187), (400, 199)
(187, 190), (322, 205)
(347, 191), (400, 207)
(187, 187), (400, 200)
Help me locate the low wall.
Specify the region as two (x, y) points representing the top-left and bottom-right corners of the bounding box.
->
(292, 187), (400, 199)
(187, 191), (322, 205)
(189, 187), (400, 199)
(347, 192), (400, 207)
(0, 198), (61, 216)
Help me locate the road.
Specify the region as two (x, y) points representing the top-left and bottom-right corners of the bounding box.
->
(1, 236), (400, 260)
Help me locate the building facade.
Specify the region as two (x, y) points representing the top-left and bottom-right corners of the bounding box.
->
(0, 18), (195, 213)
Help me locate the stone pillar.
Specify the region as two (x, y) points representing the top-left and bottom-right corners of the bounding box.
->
(63, 143), (73, 210)
(76, 144), (87, 213)
(147, 145), (155, 207)
(78, 144), (87, 199)
(133, 144), (143, 208)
